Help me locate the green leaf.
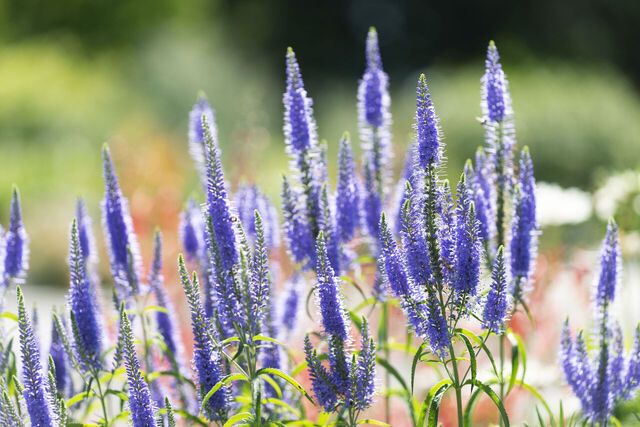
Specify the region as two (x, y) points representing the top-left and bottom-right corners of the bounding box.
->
(506, 331), (520, 395)
(261, 374), (283, 399)
(357, 419), (392, 426)
(462, 379), (509, 427)
(142, 305), (170, 315)
(411, 342), (428, 395)
(223, 411), (253, 427)
(416, 379), (452, 427)
(457, 332), (477, 387)
(253, 334), (286, 347)
(340, 275), (368, 302)
(455, 328), (498, 377)
(200, 373), (248, 413)
(291, 361), (307, 377)
(376, 356), (417, 424)
(255, 368), (314, 404)
(0, 312), (18, 322)
(66, 390), (95, 407)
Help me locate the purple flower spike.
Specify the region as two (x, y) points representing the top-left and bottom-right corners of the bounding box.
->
(179, 257), (229, 421)
(304, 336), (338, 412)
(179, 198), (204, 263)
(453, 172), (482, 298)
(482, 246), (510, 334)
(202, 117), (238, 272)
(336, 133), (360, 243)
(315, 233), (348, 340)
(415, 74), (441, 170)
(235, 185), (280, 248)
(101, 144), (141, 296)
(284, 48), (317, 154)
(17, 287), (55, 427)
(75, 198), (97, 265)
(189, 95), (216, 183)
(150, 231), (186, 372)
(119, 306), (156, 427)
(594, 219), (620, 308)
(510, 148), (538, 298)
(3, 186), (29, 284)
(355, 318), (376, 410)
(358, 28), (392, 194)
(68, 219), (103, 371)
(482, 41), (511, 123)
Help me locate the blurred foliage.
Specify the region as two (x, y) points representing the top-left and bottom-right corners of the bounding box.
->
(0, 4), (639, 287)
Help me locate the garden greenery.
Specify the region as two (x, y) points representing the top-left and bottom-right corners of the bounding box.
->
(0, 28), (638, 427)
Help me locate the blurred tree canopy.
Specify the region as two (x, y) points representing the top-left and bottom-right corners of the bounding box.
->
(2, 0), (639, 86)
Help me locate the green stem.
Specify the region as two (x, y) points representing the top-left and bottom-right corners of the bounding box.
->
(93, 370), (110, 425)
(448, 343), (464, 427)
(382, 301), (391, 424)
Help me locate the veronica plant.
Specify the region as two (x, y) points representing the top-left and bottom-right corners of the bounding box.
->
(560, 220), (640, 425)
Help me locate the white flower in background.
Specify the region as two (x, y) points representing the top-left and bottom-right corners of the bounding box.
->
(594, 170), (640, 220)
(537, 182), (592, 226)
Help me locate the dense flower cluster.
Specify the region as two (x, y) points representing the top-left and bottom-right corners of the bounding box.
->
(0, 29), (637, 427)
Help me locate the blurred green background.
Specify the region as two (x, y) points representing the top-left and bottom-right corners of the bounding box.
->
(0, 0), (639, 286)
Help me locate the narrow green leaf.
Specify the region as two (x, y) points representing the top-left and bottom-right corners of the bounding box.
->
(455, 328), (498, 377)
(416, 379), (452, 427)
(462, 379), (509, 427)
(223, 411), (253, 427)
(200, 373), (248, 413)
(513, 380), (555, 427)
(255, 368), (314, 404)
(458, 333), (477, 387)
(142, 305), (170, 315)
(357, 419), (392, 426)
(506, 331), (520, 395)
(411, 342), (428, 395)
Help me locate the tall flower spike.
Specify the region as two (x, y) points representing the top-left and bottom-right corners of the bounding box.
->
(510, 147), (538, 298)
(436, 180), (455, 285)
(318, 183), (340, 274)
(75, 198), (97, 264)
(315, 233), (348, 340)
(189, 95), (216, 184)
(150, 231), (186, 370)
(101, 144), (141, 296)
(202, 116), (238, 272)
(594, 219), (620, 308)
(284, 47), (317, 154)
(482, 246), (510, 334)
(17, 286), (55, 427)
(335, 133), (360, 243)
(453, 172), (482, 298)
(3, 186), (29, 284)
(304, 336), (338, 411)
(378, 213), (411, 298)
(48, 313), (69, 396)
(281, 175), (314, 265)
(481, 41), (511, 124)
(68, 218), (103, 370)
(179, 256), (229, 421)
(624, 326), (640, 398)
(471, 148), (495, 244)
(179, 198), (204, 263)
(362, 159), (382, 240)
(358, 27), (392, 195)
(415, 74), (441, 170)
(400, 183), (432, 287)
(248, 211), (271, 337)
(281, 273), (302, 335)
(119, 305), (156, 427)
(355, 318), (376, 410)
